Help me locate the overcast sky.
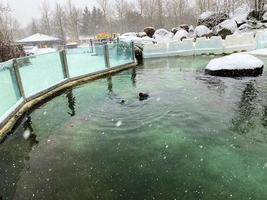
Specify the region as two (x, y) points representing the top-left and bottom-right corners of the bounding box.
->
(4, 0), (97, 27)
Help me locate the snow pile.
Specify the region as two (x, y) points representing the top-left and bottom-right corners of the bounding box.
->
(206, 53), (263, 71)
(134, 37), (155, 46)
(199, 11), (214, 20)
(26, 47), (57, 55)
(173, 30), (189, 41)
(217, 19), (238, 33)
(153, 29), (174, 42)
(121, 32), (138, 38)
(194, 25), (212, 37)
(230, 4), (250, 25)
(137, 32), (147, 37)
(37, 48), (57, 55)
(119, 34), (155, 46)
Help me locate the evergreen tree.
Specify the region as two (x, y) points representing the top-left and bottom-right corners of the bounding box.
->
(81, 6), (91, 35)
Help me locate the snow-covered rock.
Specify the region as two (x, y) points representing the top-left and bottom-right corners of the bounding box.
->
(198, 12), (228, 29)
(173, 30), (189, 41)
(199, 11), (214, 21)
(137, 32), (147, 37)
(120, 34), (155, 46)
(153, 29), (174, 42)
(262, 12), (267, 22)
(171, 27), (179, 34)
(230, 4), (250, 25)
(194, 25), (212, 37)
(188, 25), (195, 38)
(215, 19), (238, 39)
(235, 21), (267, 33)
(217, 19), (238, 33)
(144, 27), (156, 38)
(205, 53), (264, 77)
(180, 24), (190, 32)
(135, 36), (155, 46)
(121, 32), (138, 38)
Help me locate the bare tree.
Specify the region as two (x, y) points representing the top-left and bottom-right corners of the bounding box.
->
(95, 0), (108, 19)
(53, 3), (67, 42)
(254, 0), (265, 12)
(30, 19), (39, 34)
(66, 0), (81, 42)
(115, 0), (128, 33)
(40, 0), (52, 35)
(0, 2), (16, 42)
(137, 0), (145, 16)
(144, 0), (157, 25)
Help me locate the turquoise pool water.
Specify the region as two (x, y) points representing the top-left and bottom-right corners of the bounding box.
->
(1, 55), (267, 199)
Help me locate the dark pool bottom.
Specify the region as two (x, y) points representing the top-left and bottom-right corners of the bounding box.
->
(1, 56), (267, 200)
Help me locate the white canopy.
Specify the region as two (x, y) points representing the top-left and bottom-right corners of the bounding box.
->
(17, 33), (61, 43)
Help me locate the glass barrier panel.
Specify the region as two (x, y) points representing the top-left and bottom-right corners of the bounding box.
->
(67, 46), (106, 78)
(0, 60), (23, 121)
(17, 52), (65, 97)
(108, 42), (133, 67)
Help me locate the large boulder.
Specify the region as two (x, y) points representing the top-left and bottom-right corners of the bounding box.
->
(137, 32), (147, 37)
(144, 27), (156, 38)
(173, 30), (189, 41)
(248, 10), (265, 21)
(262, 11), (267, 22)
(120, 34), (155, 47)
(217, 29), (232, 39)
(180, 24), (190, 32)
(171, 27), (179, 35)
(188, 25), (195, 38)
(235, 20), (267, 33)
(215, 19), (238, 39)
(230, 4), (250, 26)
(198, 12), (228, 29)
(205, 53), (264, 77)
(194, 25), (212, 38)
(153, 29), (174, 42)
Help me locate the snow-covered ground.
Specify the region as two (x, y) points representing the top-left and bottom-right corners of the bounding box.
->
(247, 48), (267, 56)
(25, 47), (57, 56)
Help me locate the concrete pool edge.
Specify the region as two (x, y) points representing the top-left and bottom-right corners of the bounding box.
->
(0, 61), (137, 141)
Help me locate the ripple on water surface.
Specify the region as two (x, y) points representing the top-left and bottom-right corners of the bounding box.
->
(1, 56), (267, 199)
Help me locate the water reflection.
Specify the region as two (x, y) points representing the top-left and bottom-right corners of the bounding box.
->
(232, 81), (259, 135)
(107, 76), (113, 94)
(0, 114), (38, 200)
(196, 75), (226, 94)
(107, 76), (125, 104)
(262, 106), (267, 127)
(66, 89), (76, 117)
(23, 115), (39, 147)
(131, 67), (136, 87)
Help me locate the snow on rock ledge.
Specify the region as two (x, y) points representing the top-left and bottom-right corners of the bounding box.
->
(173, 30), (189, 41)
(205, 53), (264, 77)
(153, 29), (173, 43)
(194, 25), (212, 37)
